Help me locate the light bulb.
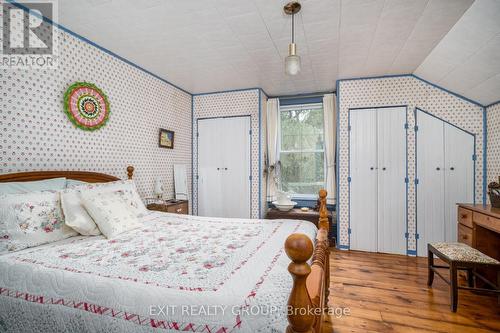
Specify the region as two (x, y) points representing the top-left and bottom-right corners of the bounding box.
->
(285, 43), (301, 75)
(285, 54), (301, 75)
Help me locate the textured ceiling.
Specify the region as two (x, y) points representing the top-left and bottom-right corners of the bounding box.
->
(415, 0), (500, 106)
(55, 0), (499, 103)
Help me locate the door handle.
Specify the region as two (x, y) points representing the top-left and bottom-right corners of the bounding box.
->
(370, 167), (374, 170)
(217, 168), (220, 170)
(436, 167), (440, 171)
(450, 167), (455, 171)
(224, 168), (228, 170)
(382, 167), (386, 171)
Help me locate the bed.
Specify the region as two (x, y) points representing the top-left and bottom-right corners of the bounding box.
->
(0, 167), (330, 333)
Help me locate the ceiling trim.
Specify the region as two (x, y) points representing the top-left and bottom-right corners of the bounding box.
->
(336, 74), (485, 108)
(192, 87), (265, 97)
(6, 0), (192, 96)
(268, 91), (334, 99)
(485, 100), (500, 109)
(411, 75), (483, 108)
(336, 74), (413, 83)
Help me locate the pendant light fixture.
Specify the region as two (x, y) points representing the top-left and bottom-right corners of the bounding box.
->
(284, 1), (301, 76)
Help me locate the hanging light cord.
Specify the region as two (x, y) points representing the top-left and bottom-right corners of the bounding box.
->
(291, 13), (295, 44)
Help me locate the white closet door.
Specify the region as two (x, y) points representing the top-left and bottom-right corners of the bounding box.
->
(221, 117), (251, 218)
(416, 111), (445, 257)
(444, 124), (474, 242)
(198, 118), (223, 217)
(377, 107), (407, 255)
(350, 109), (378, 252)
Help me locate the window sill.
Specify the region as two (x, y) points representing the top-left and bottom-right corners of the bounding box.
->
(290, 195), (318, 201)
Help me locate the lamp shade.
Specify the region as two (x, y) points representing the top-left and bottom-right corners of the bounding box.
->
(285, 54), (301, 75)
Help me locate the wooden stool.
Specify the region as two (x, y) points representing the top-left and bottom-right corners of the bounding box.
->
(427, 242), (500, 312)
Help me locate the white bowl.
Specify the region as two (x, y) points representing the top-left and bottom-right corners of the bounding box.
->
(272, 201), (297, 212)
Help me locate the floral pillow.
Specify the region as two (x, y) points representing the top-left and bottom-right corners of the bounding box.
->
(70, 180), (148, 218)
(81, 190), (142, 239)
(0, 191), (78, 254)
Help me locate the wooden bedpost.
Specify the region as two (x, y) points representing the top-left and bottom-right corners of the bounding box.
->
(127, 166), (134, 179)
(285, 233), (315, 333)
(285, 189), (331, 333)
(318, 189), (329, 232)
(317, 189), (330, 308)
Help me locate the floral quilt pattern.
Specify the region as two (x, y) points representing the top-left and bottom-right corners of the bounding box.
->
(14, 213), (288, 291)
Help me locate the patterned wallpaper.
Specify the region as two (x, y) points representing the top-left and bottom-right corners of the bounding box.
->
(487, 103), (500, 193)
(337, 76), (484, 252)
(192, 89), (262, 219)
(0, 10), (192, 203)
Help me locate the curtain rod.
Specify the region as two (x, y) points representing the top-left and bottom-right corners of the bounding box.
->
(269, 91), (335, 100)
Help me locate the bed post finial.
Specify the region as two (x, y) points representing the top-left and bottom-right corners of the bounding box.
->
(127, 166), (134, 180)
(285, 233), (315, 333)
(318, 189), (329, 232)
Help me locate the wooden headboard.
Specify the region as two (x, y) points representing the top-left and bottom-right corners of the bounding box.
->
(0, 166), (134, 183)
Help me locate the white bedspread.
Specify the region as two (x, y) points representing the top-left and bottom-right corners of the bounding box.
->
(0, 212), (317, 333)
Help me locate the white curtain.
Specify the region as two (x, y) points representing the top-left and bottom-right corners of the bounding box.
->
(323, 93), (336, 204)
(266, 98), (280, 201)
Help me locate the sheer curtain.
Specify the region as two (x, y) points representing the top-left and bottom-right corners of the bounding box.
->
(323, 93), (336, 204)
(266, 98), (280, 202)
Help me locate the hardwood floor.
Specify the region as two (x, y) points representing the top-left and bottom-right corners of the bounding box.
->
(327, 249), (500, 333)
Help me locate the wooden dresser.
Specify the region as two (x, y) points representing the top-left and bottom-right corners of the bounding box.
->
(457, 204), (500, 283)
(146, 200), (188, 214)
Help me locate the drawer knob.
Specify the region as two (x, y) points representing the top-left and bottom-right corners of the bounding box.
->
(462, 234), (468, 240)
(461, 214), (467, 219)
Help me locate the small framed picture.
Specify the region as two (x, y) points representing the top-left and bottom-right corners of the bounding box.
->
(159, 129), (174, 149)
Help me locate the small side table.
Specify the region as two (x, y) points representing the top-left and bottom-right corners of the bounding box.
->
(145, 198), (189, 215)
(266, 208), (336, 245)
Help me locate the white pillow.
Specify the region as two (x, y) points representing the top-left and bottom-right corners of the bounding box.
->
(81, 191), (142, 238)
(65, 179), (87, 188)
(0, 191), (77, 254)
(73, 180), (148, 217)
(0, 177), (66, 195)
(60, 190), (101, 236)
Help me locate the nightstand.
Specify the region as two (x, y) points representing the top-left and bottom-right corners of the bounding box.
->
(145, 199), (189, 215)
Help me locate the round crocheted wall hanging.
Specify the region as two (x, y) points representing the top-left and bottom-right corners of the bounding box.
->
(63, 82), (110, 131)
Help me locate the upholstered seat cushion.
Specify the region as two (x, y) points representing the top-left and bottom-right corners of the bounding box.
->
(430, 242), (500, 265)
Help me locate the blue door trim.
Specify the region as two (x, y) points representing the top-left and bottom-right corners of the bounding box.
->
(191, 96), (194, 211)
(335, 83), (341, 249)
(483, 107), (487, 204)
(414, 107), (477, 255)
(258, 90), (262, 218)
(196, 115), (253, 218)
(415, 108), (475, 136)
(348, 106), (408, 254)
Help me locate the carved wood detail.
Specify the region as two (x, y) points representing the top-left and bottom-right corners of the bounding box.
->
(0, 166), (134, 183)
(285, 189), (330, 333)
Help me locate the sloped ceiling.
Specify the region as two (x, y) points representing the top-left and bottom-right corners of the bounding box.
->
(54, 0), (499, 104)
(415, 0), (500, 106)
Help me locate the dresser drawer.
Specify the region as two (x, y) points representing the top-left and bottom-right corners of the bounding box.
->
(146, 203), (168, 212)
(473, 212), (500, 233)
(167, 202), (188, 215)
(458, 223), (473, 246)
(458, 207), (473, 228)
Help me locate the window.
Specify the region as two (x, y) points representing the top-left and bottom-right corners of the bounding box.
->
(278, 103), (325, 198)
